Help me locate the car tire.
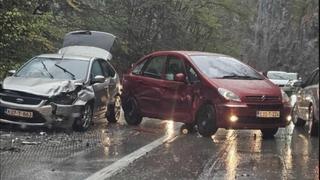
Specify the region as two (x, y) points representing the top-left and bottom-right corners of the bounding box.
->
(292, 105), (306, 127)
(308, 105), (319, 137)
(73, 104), (93, 131)
(123, 98), (142, 125)
(180, 123), (196, 135)
(196, 104), (218, 137)
(260, 128), (278, 138)
(106, 96), (121, 123)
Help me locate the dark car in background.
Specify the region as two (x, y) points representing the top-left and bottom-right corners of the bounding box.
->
(292, 68), (319, 136)
(0, 31), (121, 131)
(121, 51), (292, 138)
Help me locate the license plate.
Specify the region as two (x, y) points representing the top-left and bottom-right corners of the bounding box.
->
(256, 111), (280, 118)
(5, 109), (33, 118)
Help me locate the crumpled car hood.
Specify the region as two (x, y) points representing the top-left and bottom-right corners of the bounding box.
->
(2, 77), (78, 97)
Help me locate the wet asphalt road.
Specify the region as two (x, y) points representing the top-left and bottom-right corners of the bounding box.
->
(0, 113), (319, 180)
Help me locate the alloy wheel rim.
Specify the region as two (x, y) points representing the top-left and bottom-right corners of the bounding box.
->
(82, 105), (92, 128)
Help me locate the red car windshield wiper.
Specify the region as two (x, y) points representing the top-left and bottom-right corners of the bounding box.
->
(221, 75), (262, 80)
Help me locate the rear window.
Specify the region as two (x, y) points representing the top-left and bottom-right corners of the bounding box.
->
(190, 55), (263, 79)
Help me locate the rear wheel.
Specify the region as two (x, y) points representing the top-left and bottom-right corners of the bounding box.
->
(260, 128), (278, 138)
(292, 105), (306, 127)
(73, 104), (93, 131)
(196, 104), (218, 137)
(123, 98), (142, 125)
(308, 105), (318, 137)
(106, 96), (121, 123)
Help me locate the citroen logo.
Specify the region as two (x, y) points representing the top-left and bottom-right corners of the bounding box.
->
(261, 95), (266, 101)
(16, 98), (24, 103)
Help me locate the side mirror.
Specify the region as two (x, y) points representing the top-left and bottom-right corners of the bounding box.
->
(7, 70), (16, 76)
(174, 73), (186, 83)
(92, 75), (105, 84)
(293, 80), (303, 87)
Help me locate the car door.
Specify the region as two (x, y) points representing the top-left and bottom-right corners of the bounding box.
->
(296, 70), (318, 120)
(161, 55), (201, 123)
(90, 59), (109, 113)
(99, 59), (119, 104)
(131, 55), (166, 118)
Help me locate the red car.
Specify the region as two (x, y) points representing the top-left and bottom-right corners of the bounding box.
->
(121, 51), (292, 137)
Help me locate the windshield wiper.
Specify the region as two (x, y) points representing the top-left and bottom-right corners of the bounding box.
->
(54, 64), (76, 80)
(40, 60), (54, 79)
(221, 75), (262, 80)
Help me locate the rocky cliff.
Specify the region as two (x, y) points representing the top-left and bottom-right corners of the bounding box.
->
(244, 0), (319, 78)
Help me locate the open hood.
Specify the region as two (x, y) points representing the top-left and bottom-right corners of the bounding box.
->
(62, 30), (116, 52)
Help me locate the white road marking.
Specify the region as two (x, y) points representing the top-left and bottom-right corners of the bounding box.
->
(85, 124), (180, 180)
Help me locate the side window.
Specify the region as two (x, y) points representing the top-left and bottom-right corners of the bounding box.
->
(91, 60), (104, 78)
(186, 64), (200, 83)
(100, 60), (115, 77)
(142, 56), (166, 79)
(132, 60), (147, 75)
(165, 56), (185, 81)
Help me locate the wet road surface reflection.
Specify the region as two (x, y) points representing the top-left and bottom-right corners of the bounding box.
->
(111, 122), (319, 180)
(0, 115), (319, 180)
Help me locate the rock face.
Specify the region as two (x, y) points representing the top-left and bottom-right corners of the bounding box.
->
(244, 0), (319, 78)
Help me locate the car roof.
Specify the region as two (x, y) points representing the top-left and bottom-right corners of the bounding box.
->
(149, 51), (230, 57)
(37, 54), (92, 61)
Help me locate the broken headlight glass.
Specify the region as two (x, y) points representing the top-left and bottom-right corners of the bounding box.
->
(50, 91), (78, 105)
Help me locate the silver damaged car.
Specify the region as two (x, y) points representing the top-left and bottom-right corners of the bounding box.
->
(0, 31), (121, 131)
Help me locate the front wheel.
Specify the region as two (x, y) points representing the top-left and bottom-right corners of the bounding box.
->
(73, 104), (93, 131)
(106, 96), (121, 123)
(260, 128), (278, 138)
(196, 104), (218, 137)
(123, 98), (142, 125)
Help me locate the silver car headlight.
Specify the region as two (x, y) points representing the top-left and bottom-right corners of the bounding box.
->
(281, 89), (290, 103)
(218, 88), (241, 102)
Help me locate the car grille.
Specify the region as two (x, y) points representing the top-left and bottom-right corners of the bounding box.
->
(0, 107), (46, 123)
(0, 90), (45, 105)
(244, 96), (280, 104)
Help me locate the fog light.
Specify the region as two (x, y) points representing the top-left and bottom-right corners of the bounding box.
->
(230, 115), (238, 122)
(286, 115), (292, 122)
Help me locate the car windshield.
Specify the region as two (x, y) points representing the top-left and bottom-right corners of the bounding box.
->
(267, 72), (298, 80)
(16, 57), (89, 80)
(190, 55), (263, 79)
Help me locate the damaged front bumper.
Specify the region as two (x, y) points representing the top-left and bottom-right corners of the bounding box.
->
(0, 99), (82, 128)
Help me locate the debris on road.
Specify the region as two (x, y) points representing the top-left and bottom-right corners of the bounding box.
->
(39, 132), (47, 136)
(0, 146), (22, 152)
(21, 141), (41, 145)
